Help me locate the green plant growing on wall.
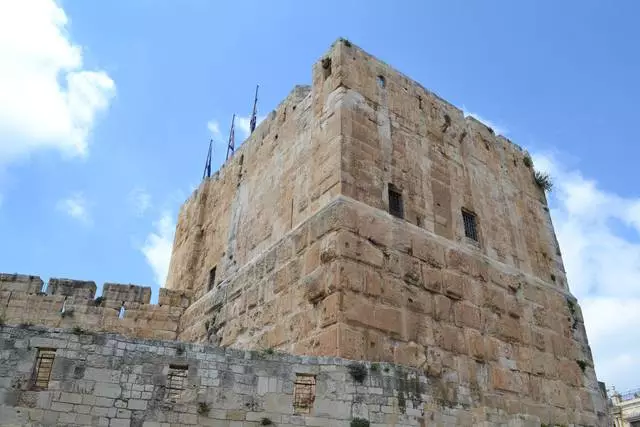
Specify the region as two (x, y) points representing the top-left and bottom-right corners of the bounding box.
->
(350, 418), (370, 427)
(348, 362), (368, 383)
(72, 326), (86, 335)
(94, 296), (104, 307)
(197, 402), (210, 415)
(260, 418), (274, 425)
(370, 363), (379, 372)
(576, 360), (587, 373)
(534, 170), (553, 192)
(523, 154), (533, 168)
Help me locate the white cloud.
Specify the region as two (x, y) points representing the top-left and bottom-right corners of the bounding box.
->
(207, 120), (221, 139)
(141, 211), (175, 286)
(56, 192), (91, 225)
(534, 152), (640, 392)
(0, 0), (115, 164)
(128, 187), (152, 217)
(463, 108), (508, 136)
(236, 115), (266, 139)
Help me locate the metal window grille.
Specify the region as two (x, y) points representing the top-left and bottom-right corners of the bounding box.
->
(462, 210), (478, 241)
(388, 186), (404, 219)
(208, 266), (216, 292)
(293, 374), (316, 413)
(32, 349), (56, 390)
(165, 365), (188, 401)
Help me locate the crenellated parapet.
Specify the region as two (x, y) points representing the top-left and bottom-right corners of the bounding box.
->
(0, 273), (192, 341)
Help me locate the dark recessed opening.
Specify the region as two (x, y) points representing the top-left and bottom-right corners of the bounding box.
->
(322, 57), (332, 80)
(208, 266), (216, 292)
(462, 209), (478, 242)
(377, 75), (386, 88)
(388, 185), (404, 219)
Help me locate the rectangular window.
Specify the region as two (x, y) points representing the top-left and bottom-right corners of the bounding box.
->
(208, 266), (216, 292)
(462, 209), (478, 241)
(32, 348), (56, 390)
(388, 185), (404, 219)
(165, 365), (188, 401)
(293, 374), (316, 413)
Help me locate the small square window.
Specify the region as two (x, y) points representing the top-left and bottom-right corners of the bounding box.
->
(388, 185), (404, 219)
(462, 209), (478, 241)
(166, 365), (188, 401)
(293, 374), (316, 413)
(32, 348), (56, 390)
(208, 266), (216, 292)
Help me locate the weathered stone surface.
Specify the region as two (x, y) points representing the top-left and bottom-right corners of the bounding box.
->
(0, 39), (607, 426)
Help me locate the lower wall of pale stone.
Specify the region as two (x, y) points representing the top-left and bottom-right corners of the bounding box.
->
(179, 196), (607, 426)
(0, 326), (606, 426)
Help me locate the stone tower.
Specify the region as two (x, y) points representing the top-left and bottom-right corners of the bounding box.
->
(166, 39), (606, 424)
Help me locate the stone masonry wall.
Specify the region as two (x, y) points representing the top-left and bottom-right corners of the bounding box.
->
(165, 82), (342, 300)
(0, 274), (191, 341)
(0, 325), (601, 426)
(163, 39), (607, 425)
(176, 196), (607, 426)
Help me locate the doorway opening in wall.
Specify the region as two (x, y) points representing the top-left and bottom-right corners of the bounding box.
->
(166, 365), (188, 401)
(31, 348), (56, 390)
(293, 374), (316, 414)
(118, 302), (126, 319)
(388, 184), (404, 219)
(208, 266), (217, 292)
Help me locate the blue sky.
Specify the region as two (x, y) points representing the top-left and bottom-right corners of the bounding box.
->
(1, 0), (639, 392)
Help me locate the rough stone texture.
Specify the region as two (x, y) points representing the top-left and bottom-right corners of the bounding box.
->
(0, 276), (191, 341)
(166, 39), (607, 425)
(0, 325), (598, 426)
(0, 39), (608, 425)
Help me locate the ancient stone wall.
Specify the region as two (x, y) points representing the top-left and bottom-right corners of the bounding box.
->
(0, 274), (191, 341)
(0, 325), (603, 426)
(165, 82), (343, 300)
(165, 39), (607, 425)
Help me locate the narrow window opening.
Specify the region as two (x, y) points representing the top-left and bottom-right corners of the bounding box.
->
(416, 216), (423, 228)
(118, 302), (125, 319)
(462, 209), (478, 242)
(418, 95), (423, 110)
(166, 365), (188, 401)
(377, 75), (386, 88)
(60, 297), (67, 314)
(321, 57), (332, 80)
(293, 374), (316, 414)
(388, 185), (404, 219)
(32, 348), (56, 390)
(208, 266), (217, 292)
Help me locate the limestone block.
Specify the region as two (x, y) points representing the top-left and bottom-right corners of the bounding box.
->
(48, 278), (96, 299)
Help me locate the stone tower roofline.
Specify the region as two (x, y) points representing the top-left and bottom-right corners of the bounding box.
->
(323, 37), (529, 153)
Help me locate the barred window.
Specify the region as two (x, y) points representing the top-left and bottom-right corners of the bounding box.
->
(32, 348), (56, 390)
(165, 365), (188, 401)
(462, 209), (478, 241)
(388, 185), (404, 219)
(293, 374), (316, 413)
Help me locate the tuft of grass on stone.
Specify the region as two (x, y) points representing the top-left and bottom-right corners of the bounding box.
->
(197, 402), (210, 415)
(348, 362), (368, 384)
(260, 418), (274, 425)
(523, 154), (532, 168)
(351, 418), (370, 427)
(576, 360), (587, 373)
(370, 363), (379, 372)
(534, 170), (553, 192)
(94, 296), (104, 307)
(72, 326), (86, 335)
